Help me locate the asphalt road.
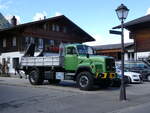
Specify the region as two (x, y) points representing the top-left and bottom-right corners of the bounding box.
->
(1, 77), (150, 113)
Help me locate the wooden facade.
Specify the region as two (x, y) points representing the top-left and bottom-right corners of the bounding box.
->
(113, 14), (150, 52)
(130, 28), (150, 52)
(96, 49), (122, 60)
(0, 15), (95, 54)
(93, 43), (134, 61)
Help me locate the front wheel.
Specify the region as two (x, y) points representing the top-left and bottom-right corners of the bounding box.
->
(77, 71), (94, 91)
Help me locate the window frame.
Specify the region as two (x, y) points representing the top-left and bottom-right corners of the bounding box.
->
(3, 39), (6, 48)
(12, 37), (17, 47)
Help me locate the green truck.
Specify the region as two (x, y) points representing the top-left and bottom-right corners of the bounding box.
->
(20, 43), (119, 90)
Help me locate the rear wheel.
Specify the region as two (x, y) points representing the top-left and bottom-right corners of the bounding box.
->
(29, 69), (44, 85)
(77, 71), (94, 91)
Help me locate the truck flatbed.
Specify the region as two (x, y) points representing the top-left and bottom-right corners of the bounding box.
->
(21, 56), (61, 67)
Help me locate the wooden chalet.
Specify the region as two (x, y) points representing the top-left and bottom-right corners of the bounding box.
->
(113, 14), (150, 53)
(93, 43), (134, 61)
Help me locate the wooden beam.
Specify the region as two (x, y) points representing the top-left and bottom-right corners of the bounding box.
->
(96, 49), (122, 53)
(22, 28), (86, 43)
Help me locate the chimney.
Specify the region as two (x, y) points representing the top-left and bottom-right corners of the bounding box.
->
(11, 16), (17, 26)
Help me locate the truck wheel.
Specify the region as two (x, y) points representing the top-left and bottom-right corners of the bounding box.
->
(29, 69), (44, 85)
(48, 79), (61, 84)
(77, 71), (94, 91)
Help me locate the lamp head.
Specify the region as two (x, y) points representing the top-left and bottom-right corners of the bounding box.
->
(116, 4), (129, 21)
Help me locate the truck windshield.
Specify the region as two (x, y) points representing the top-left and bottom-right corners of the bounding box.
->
(77, 45), (94, 55)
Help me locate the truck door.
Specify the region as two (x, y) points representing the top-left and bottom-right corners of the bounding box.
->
(64, 47), (78, 71)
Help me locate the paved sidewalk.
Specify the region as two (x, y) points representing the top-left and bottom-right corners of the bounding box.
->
(0, 77), (28, 86)
(1, 77), (150, 113)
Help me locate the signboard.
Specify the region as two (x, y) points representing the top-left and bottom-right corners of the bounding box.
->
(109, 30), (122, 35)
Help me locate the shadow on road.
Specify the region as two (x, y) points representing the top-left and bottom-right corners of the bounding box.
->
(42, 80), (123, 91)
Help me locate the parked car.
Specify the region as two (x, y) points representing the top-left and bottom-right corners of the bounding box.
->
(116, 68), (142, 84)
(121, 61), (150, 81)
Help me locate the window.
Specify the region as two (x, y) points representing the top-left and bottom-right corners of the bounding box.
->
(67, 47), (76, 54)
(128, 53), (130, 60)
(25, 37), (30, 45)
(38, 38), (43, 49)
(52, 24), (60, 32)
(131, 52), (134, 60)
(52, 24), (55, 31)
(49, 40), (54, 46)
(56, 25), (60, 32)
(12, 37), (16, 46)
(77, 45), (94, 55)
(63, 27), (67, 33)
(2, 58), (6, 65)
(43, 23), (47, 30)
(30, 37), (34, 43)
(3, 39), (6, 47)
(13, 57), (19, 69)
(7, 57), (10, 63)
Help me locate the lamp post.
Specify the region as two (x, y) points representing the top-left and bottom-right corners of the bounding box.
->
(116, 4), (129, 101)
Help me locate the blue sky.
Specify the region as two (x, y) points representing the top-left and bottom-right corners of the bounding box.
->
(0, 0), (150, 45)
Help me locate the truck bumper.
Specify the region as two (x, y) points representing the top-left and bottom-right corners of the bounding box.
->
(94, 78), (111, 85)
(94, 72), (117, 85)
(95, 72), (116, 79)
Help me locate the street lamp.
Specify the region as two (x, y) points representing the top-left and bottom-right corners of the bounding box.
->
(116, 4), (129, 101)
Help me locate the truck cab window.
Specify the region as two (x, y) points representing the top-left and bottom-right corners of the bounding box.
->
(77, 45), (94, 55)
(67, 47), (76, 54)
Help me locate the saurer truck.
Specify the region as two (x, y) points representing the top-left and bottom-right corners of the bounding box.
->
(20, 43), (119, 90)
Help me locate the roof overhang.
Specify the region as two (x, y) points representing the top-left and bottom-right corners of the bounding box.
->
(112, 14), (150, 30)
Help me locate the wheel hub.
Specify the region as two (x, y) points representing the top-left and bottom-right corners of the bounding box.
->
(79, 76), (89, 87)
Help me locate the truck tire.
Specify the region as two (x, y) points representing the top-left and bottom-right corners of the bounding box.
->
(48, 79), (61, 84)
(29, 69), (44, 85)
(77, 71), (94, 91)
